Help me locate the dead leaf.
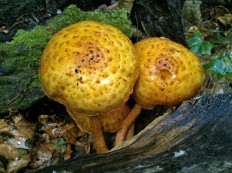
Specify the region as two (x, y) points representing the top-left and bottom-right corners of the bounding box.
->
(0, 111), (35, 173)
(29, 114), (90, 170)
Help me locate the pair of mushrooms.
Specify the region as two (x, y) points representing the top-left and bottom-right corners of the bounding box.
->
(39, 21), (204, 153)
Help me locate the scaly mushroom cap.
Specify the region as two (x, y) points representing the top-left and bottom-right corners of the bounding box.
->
(66, 103), (131, 133)
(133, 37), (204, 108)
(40, 21), (138, 115)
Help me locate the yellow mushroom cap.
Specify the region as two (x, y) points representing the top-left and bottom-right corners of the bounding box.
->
(39, 21), (138, 115)
(133, 37), (205, 109)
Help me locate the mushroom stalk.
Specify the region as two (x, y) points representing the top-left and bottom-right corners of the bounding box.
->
(115, 104), (141, 145)
(125, 121), (135, 140)
(90, 116), (108, 153)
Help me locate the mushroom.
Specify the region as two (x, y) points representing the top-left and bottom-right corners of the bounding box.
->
(116, 37), (205, 145)
(39, 21), (138, 153)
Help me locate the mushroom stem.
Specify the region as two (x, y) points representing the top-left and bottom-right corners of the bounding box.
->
(115, 104), (141, 145)
(125, 122), (135, 140)
(90, 116), (108, 153)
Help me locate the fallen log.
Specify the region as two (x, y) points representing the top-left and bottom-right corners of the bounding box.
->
(34, 93), (232, 172)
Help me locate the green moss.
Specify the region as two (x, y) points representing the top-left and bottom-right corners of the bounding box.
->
(35, 4), (136, 37)
(47, 5), (135, 37)
(1, 27), (52, 72)
(0, 5), (136, 113)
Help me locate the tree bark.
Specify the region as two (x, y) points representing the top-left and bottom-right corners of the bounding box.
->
(132, 0), (187, 46)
